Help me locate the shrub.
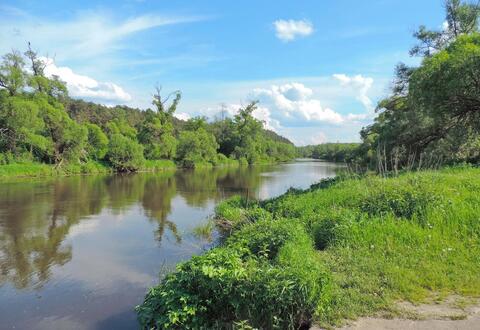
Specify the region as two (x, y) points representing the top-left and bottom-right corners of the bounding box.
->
(311, 209), (358, 250)
(107, 134), (145, 172)
(227, 218), (301, 259)
(214, 196), (261, 230)
(360, 185), (437, 221)
(137, 222), (330, 330)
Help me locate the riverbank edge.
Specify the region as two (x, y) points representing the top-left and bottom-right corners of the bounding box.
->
(0, 158), (292, 179)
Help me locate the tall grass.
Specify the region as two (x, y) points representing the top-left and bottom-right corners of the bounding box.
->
(137, 166), (480, 328)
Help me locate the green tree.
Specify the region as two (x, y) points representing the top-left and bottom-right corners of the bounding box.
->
(0, 94), (50, 159)
(85, 123), (109, 160)
(0, 51), (26, 96)
(107, 133), (145, 171)
(138, 87), (180, 160)
(411, 0), (480, 56)
(177, 117), (219, 167)
(232, 102), (265, 164)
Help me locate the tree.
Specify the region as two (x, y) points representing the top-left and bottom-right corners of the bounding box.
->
(411, 0), (480, 56)
(137, 87), (180, 160)
(0, 94), (50, 158)
(0, 51), (26, 96)
(39, 96), (88, 164)
(107, 134), (145, 171)
(232, 102), (265, 164)
(85, 123), (109, 160)
(176, 117), (219, 167)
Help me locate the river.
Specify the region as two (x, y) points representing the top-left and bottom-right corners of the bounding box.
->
(0, 160), (340, 330)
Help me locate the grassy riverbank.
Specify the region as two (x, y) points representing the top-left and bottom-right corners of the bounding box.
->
(0, 159), (238, 178)
(0, 160), (178, 178)
(0, 157), (293, 179)
(137, 166), (480, 329)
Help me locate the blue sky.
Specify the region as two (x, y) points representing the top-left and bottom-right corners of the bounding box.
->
(0, 0), (446, 144)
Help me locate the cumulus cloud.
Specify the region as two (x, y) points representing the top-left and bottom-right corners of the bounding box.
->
(252, 83), (344, 125)
(273, 19), (314, 42)
(42, 57), (132, 103)
(309, 132), (327, 145)
(252, 106), (281, 131)
(174, 112), (191, 121)
(333, 74), (374, 112)
(197, 103), (281, 132)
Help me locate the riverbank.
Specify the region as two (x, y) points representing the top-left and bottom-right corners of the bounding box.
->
(136, 166), (480, 329)
(0, 157), (299, 179)
(0, 159), (244, 178)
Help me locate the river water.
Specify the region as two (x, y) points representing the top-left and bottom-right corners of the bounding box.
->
(0, 160), (339, 330)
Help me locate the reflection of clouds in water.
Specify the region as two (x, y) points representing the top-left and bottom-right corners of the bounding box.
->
(68, 218), (100, 238)
(67, 209), (133, 238)
(63, 209), (156, 291)
(63, 254), (154, 290)
(35, 315), (86, 330)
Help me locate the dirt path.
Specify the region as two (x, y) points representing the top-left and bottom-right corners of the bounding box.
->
(312, 296), (480, 330)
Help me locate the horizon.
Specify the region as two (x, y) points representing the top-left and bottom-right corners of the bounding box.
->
(0, 0), (445, 145)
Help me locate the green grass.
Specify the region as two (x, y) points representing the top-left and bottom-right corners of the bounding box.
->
(0, 161), (113, 178)
(142, 159), (177, 171)
(137, 166), (480, 329)
(262, 166), (480, 326)
(0, 158), (244, 178)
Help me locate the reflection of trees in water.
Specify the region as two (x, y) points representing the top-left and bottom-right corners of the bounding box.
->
(140, 173), (181, 244)
(0, 176), (108, 289)
(0, 166), (275, 289)
(175, 166), (272, 207)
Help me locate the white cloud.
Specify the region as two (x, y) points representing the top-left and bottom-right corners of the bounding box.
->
(252, 106), (281, 131)
(0, 9), (204, 60)
(42, 57), (132, 103)
(333, 74), (374, 112)
(310, 132), (327, 145)
(252, 83), (344, 125)
(273, 19), (314, 42)
(174, 112), (191, 121)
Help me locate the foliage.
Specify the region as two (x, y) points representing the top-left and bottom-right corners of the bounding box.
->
(210, 102), (296, 165)
(298, 143), (360, 162)
(106, 134), (145, 172)
(137, 219), (330, 329)
(263, 167), (480, 326)
(138, 166), (480, 328)
(176, 117), (219, 168)
(0, 47), (296, 175)
(85, 123), (108, 160)
(357, 0), (480, 171)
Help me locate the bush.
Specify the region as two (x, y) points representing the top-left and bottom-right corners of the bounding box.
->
(137, 220), (330, 329)
(311, 209), (358, 250)
(227, 218), (301, 259)
(214, 196), (272, 232)
(107, 134), (145, 172)
(360, 184), (437, 221)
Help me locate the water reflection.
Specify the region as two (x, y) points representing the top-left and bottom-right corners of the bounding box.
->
(0, 160), (339, 330)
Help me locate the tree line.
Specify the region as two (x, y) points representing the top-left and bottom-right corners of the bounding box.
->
(0, 48), (295, 171)
(297, 143), (360, 162)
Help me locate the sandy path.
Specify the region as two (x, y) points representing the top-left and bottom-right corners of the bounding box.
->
(312, 296), (480, 330)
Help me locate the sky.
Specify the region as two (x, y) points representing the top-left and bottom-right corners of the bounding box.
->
(0, 0), (447, 145)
